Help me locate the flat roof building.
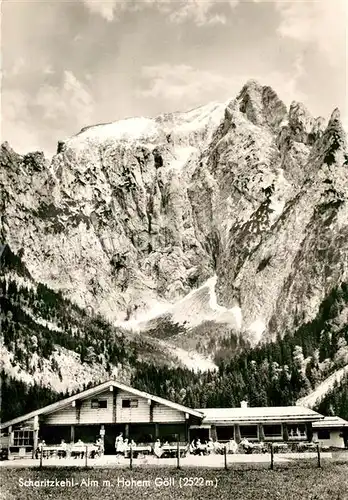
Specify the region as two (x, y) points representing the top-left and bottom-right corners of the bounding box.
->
(313, 416), (348, 449)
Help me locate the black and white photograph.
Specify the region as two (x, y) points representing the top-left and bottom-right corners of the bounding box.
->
(1, 0), (347, 498)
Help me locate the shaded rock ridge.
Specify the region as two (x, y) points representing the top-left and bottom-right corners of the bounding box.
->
(0, 242), (215, 394)
(1, 81), (347, 353)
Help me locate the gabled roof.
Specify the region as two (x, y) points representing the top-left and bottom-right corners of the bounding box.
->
(312, 416), (348, 428)
(0, 380), (204, 429)
(196, 406), (324, 424)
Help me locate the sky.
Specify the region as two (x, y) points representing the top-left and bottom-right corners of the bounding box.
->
(2, 0), (347, 156)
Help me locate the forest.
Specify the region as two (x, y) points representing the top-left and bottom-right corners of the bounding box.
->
(315, 372), (348, 418)
(1, 244), (347, 422)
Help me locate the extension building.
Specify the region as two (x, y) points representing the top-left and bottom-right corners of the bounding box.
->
(312, 416), (348, 449)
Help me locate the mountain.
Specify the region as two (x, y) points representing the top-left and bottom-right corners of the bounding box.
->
(1, 79), (347, 399)
(0, 244), (215, 398)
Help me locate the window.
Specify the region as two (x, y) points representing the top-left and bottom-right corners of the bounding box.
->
(240, 425), (258, 439)
(264, 424), (282, 437)
(13, 430), (33, 447)
(288, 424), (306, 438)
(91, 399), (108, 409)
(122, 399), (138, 408)
(216, 426), (234, 441)
(317, 429), (330, 440)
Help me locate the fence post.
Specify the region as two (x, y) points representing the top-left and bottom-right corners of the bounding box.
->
(40, 447), (43, 469)
(224, 444), (228, 470)
(270, 443), (274, 470)
(317, 443), (321, 468)
(85, 446), (88, 468)
(130, 444), (133, 470)
(177, 439), (180, 469)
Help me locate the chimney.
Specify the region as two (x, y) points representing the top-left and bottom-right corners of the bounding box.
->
(240, 400), (248, 408)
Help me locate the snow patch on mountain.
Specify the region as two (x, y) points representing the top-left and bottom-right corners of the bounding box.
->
(170, 280), (242, 329)
(72, 117), (161, 146)
(170, 146), (197, 171)
(247, 319), (266, 343)
(156, 339), (217, 372)
(65, 101), (227, 155)
(172, 101), (227, 137)
(296, 365), (348, 409)
(116, 275), (242, 332)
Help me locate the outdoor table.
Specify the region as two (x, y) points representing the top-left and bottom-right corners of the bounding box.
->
(213, 444), (225, 454)
(250, 443), (267, 454)
(297, 442), (317, 452)
(191, 444), (207, 456)
(70, 444), (98, 458)
(272, 443), (289, 452)
(161, 444), (188, 458)
(124, 445), (152, 458)
(42, 446), (61, 458)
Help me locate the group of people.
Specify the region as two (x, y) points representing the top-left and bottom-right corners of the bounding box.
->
(35, 437), (104, 459)
(114, 433), (245, 458)
(35, 432), (262, 459)
(187, 437), (257, 455)
(188, 437), (238, 455)
(153, 439), (178, 457)
(114, 432), (137, 455)
(115, 433), (182, 458)
(189, 438), (211, 455)
(35, 439), (68, 459)
(71, 437), (105, 458)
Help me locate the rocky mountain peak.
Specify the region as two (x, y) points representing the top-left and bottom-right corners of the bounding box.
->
(236, 79), (287, 129)
(329, 107), (343, 125)
(1, 142), (21, 168)
(287, 101), (326, 145)
(312, 107), (348, 173)
(1, 81), (347, 358)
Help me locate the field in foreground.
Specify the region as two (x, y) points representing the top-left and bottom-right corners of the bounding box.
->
(1, 464), (348, 500)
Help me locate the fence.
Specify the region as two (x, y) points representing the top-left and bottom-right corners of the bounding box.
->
(37, 442), (326, 471)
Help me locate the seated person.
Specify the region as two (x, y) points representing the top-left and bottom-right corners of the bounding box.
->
(41, 440), (47, 458)
(206, 438), (215, 454)
(74, 439), (85, 459)
(195, 439), (205, 456)
(189, 440), (196, 454)
(35, 439), (45, 459)
(91, 438), (101, 458)
(227, 438), (238, 454)
(58, 439), (67, 458)
(240, 437), (252, 453)
(123, 438), (132, 456)
(213, 440), (223, 454)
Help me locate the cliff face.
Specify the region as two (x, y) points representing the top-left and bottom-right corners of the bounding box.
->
(215, 91), (348, 341)
(1, 80), (347, 351)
